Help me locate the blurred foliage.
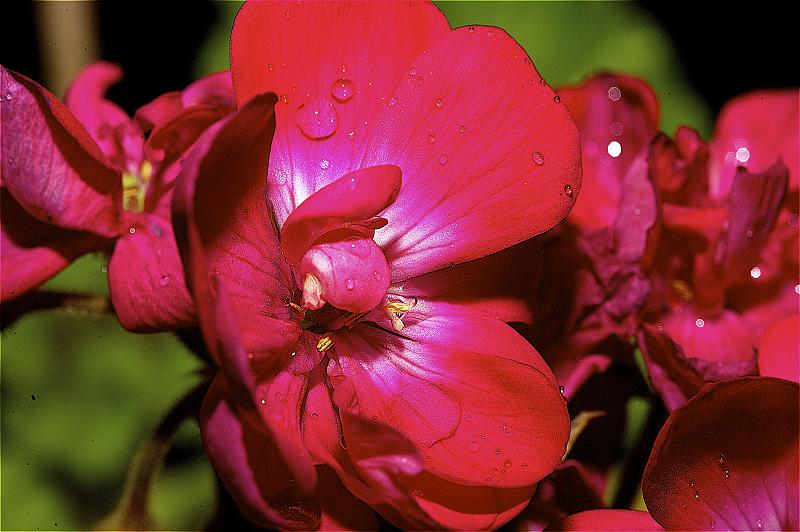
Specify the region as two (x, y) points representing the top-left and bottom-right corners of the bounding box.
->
(4, 2), (710, 530)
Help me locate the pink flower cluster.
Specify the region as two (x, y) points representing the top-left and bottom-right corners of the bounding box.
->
(1, 2), (796, 530)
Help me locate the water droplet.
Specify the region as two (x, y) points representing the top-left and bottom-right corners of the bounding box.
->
(503, 459), (512, 468)
(795, 284), (800, 295)
(129, 227), (136, 234)
(340, 64), (347, 74)
(494, 449), (501, 455)
(724, 469), (730, 479)
(553, 95), (561, 103)
(564, 184), (574, 198)
(346, 278), (354, 290)
(468, 441), (480, 452)
(408, 67), (418, 76)
(280, 94), (289, 104)
(559, 385), (565, 396)
(267, 63), (274, 72)
(159, 275), (170, 287)
(522, 462), (528, 467)
(611, 122), (624, 136)
(387, 96), (397, 107)
(283, 9), (292, 18)
(788, 213), (799, 227)
(750, 266), (762, 279)
(435, 97), (444, 109)
(468, 25), (476, 32)
(746, 229), (755, 238)
(695, 318), (705, 328)
(479, 433), (486, 439)
(459, 125), (466, 134)
(657, 323), (664, 331)
(294, 99), (338, 139)
(756, 519), (763, 529)
(690, 479), (695, 487)
(532, 151), (545, 165)
(427, 132), (437, 144)
(247, 352), (255, 360)
(694, 491), (700, 500)
(260, 397), (267, 405)
(414, 490), (420, 497)
(634, 206), (642, 216)
(100, 266), (108, 273)
(319, 159), (330, 170)
(718, 452), (725, 463)
(290, 351), (297, 357)
(487, 29), (494, 37)
(242, 207), (249, 216)
(735, 146), (751, 163)
(5, 92), (12, 101)
(439, 155), (448, 165)
(347, 130), (355, 140)
(330, 78), (355, 102)
(416, 76), (424, 85)
(608, 86), (622, 101)
(607, 141), (622, 158)
(308, 412), (319, 420)
(7, 155), (14, 163)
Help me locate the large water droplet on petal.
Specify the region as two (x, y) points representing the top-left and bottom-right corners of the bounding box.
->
(532, 151), (545, 165)
(159, 275), (171, 287)
(294, 99), (338, 139)
(564, 184), (574, 198)
(330, 78), (355, 102)
(319, 159), (330, 170)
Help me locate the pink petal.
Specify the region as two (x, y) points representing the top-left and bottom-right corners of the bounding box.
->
(709, 90), (799, 197)
(546, 509), (663, 531)
(661, 306), (759, 363)
(611, 144), (659, 263)
(643, 377), (799, 531)
(299, 237), (391, 313)
(133, 91), (183, 133)
(364, 27), (580, 280)
(758, 314), (799, 382)
(200, 375), (321, 530)
(181, 70), (235, 110)
(107, 215), (195, 331)
(332, 300), (569, 489)
(1, 188), (107, 300)
(559, 74), (659, 231)
(279, 164), (402, 265)
(230, 1), (449, 224)
(0, 66), (122, 237)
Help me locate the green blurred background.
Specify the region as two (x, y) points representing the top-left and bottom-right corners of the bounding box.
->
(2, 1), (786, 529)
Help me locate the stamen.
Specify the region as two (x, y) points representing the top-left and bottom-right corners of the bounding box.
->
(671, 279), (694, 301)
(384, 300), (415, 332)
(302, 273), (326, 310)
(289, 301), (306, 318)
(121, 161), (154, 213)
(316, 333), (333, 352)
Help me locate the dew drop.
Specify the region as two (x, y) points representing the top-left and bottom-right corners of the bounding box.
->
(607, 140), (622, 158)
(459, 125), (466, 134)
(564, 184), (574, 198)
(283, 9), (292, 18)
(719, 452), (725, 464)
(746, 229), (755, 238)
(756, 519), (763, 529)
(522, 462), (528, 467)
(294, 99), (338, 139)
(724, 469), (730, 479)
(280, 94), (289, 104)
(695, 318), (705, 328)
(159, 275), (171, 287)
(330, 78), (355, 102)
(553, 94), (561, 103)
(346, 278), (354, 290)
(494, 449), (501, 455)
(242, 207), (249, 216)
(319, 159), (330, 170)
(5, 92), (11, 101)
(503, 459), (512, 468)
(694, 491), (700, 500)
(427, 132), (437, 144)
(247, 352), (255, 360)
(468, 441), (480, 452)
(532, 151), (545, 166)
(468, 25), (476, 32)
(608, 86), (622, 101)
(435, 97), (444, 109)
(267, 63), (274, 72)
(260, 397), (267, 405)
(308, 412), (319, 420)
(559, 385), (565, 396)
(347, 130), (355, 140)
(487, 29), (494, 37)
(340, 64), (347, 74)
(129, 227), (136, 234)
(414, 490), (420, 497)
(750, 266), (762, 279)
(100, 266), (108, 273)
(7, 155), (14, 163)
(408, 67), (418, 76)
(611, 121), (624, 136)
(387, 96), (397, 107)
(479, 433), (486, 439)
(439, 155), (448, 165)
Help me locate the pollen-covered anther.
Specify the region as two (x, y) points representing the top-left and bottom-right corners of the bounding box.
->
(671, 279), (694, 301)
(121, 160), (153, 213)
(289, 301), (306, 318)
(316, 333), (333, 352)
(384, 301), (414, 332)
(302, 272), (326, 310)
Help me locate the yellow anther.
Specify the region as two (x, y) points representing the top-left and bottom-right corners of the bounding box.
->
(316, 333), (333, 352)
(384, 300), (415, 332)
(121, 161), (154, 213)
(140, 160), (153, 181)
(671, 279), (694, 301)
(289, 301), (306, 318)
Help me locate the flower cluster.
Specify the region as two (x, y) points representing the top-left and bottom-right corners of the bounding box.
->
(1, 2), (796, 530)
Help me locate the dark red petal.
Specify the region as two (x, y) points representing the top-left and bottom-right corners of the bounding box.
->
(612, 144), (659, 264)
(709, 90), (799, 196)
(365, 27), (581, 280)
(560, 74), (659, 231)
(758, 314), (799, 382)
(279, 164), (402, 265)
(107, 215), (195, 331)
(230, 1), (448, 224)
(315, 466), (379, 531)
(643, 377), (799, 530)
(0, 188), (106, 300)
(0, 66), (122, 237)
(546, 509), (663, 531)
(200, 375), (321, 530)
(333, 300), (569, 489)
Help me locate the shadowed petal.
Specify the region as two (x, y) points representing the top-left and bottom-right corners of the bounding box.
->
(546, 509), (662, 531)
(643, 377), (799, 531)
(1, 66), (122, 236)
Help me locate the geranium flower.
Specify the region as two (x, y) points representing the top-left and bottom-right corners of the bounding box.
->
(0, 62), (233, 330)
(174, 1), (581, 529)
(548, 377), (799, 531)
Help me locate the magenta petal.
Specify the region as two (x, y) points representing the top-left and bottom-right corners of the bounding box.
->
(0, 66), (122, 237)
(133, 91), (183, 133)
(546, 509), (663, 531)
(758, 315), (800, 383)
(643, 377), (799, 531)
(200, 375), (321, 530)
(366, 27), (580, 280)
(560, 74), (660, 231)
(1, 188), (107, 300)
(107, 215), (195, 331)
(181, 70), (235, 110)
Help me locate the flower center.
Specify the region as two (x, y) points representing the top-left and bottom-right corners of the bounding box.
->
(121, 160), (153, 212)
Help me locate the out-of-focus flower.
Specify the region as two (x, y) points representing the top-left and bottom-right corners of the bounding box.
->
(548, 377), (799, 531)
(174, 1), (582, 529)
(0, 63), (233, 330)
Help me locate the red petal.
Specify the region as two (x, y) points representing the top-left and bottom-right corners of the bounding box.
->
(643, 377), (799, 531)
(200, 375), (321, 530)
(1, 188), (107, 300)
(333, 300), (569, 489)
(181, 70), (235, 110)
(1, 66), (122, 236)
(546, 509), (663, 531)
(230, 1), (448, 224)
(709, 90), (799, 197)
(560, 74), (659, 231)
(365, 27), (580, 280)
(315, 466), (379, 531)
(758, 314), (799, 382)
(107, 215), (195, 331)
(133, 91), (182, 133)
(279, 164), (402, 265)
